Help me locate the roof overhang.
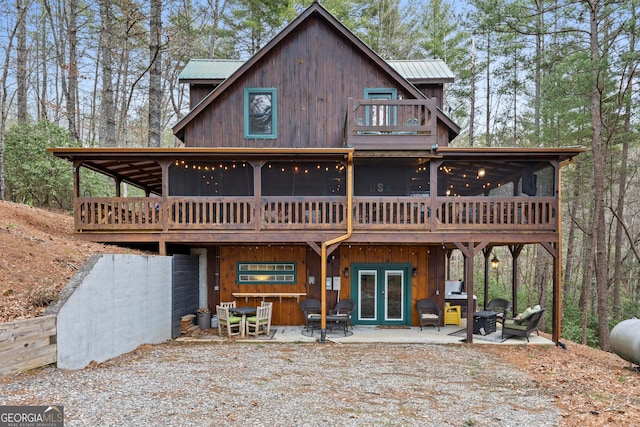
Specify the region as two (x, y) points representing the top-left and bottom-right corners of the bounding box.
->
(436, 146), (587, 164)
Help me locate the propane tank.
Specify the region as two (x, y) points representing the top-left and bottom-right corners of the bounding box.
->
(610, 318), (640, 366)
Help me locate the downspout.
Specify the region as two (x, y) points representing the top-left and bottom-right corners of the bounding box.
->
(319, 151), (353, 343)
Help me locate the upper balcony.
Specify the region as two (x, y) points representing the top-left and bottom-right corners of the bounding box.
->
(344, 98), (443, 150)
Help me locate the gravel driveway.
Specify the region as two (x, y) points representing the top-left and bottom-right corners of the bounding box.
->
(1, 341), (558, 426)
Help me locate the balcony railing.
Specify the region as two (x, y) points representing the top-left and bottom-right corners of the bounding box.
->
(345, 98), (439, 149)
(74, 196), (557, 234)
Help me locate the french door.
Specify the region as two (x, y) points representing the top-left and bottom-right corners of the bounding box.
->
(350, 263), (412, 326)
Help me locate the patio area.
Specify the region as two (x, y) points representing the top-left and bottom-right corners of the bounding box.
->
(178, 319), (554, 345)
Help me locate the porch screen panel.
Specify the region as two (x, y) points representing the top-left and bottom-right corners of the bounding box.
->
(354, 158), (430, 196)
(358, 270), (377, 320)
(262, 161), (346, 196)
(169, 161), (253, 196)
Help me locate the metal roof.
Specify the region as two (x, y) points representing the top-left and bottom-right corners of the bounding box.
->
(387, 60), (455, 83)
(178, 59), (244, 82)
(178, 59), (454, 83)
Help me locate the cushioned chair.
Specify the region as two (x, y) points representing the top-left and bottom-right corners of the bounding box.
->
(216, 305), (241, 337)
(330, 299), (355, 330)
(486, 298), (512, 325)
(502, 307), (545, 342)
(416, 299), (441, 331)
(300, 298), (321, 331)
(219, 301), (236, 309)
(246, 305), (272, 337)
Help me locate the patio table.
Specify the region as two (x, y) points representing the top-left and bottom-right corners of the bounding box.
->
(472, 310), (498, 335)
(229, 306), (257, 337)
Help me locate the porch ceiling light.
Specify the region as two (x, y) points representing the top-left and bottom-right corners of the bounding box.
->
(478, 168), (486, 177)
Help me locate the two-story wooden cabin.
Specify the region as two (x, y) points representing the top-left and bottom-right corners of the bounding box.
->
(50, 3), (583, 342)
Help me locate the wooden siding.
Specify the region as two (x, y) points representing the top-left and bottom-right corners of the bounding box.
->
(189, 85), (215, 109)
(182, 15), (412, 149)
(215, 244), (443, 327)
(219, 245), (309, 325)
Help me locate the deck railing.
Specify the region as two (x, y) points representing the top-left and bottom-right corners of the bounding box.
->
(435, 197), (557, 230)
(76, 198), (161, 230)
(74, 196), (557, 233)
(345, 98), (439, 149)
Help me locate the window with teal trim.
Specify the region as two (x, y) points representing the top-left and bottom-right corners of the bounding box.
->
(244, 88), (277, 139)
(237, 262), (296, 284)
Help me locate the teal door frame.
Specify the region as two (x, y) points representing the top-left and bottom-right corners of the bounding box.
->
(350, 263), (413, 326)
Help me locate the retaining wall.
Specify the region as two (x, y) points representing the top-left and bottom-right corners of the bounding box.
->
(45, 254), (172, 370)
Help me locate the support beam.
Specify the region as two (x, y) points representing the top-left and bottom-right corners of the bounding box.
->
(509, 244), (524, 317)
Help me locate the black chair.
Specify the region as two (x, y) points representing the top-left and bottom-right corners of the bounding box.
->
(330, 299), (356, 330)
(502, 308), (545, 342)
(300, 298), (321, 331)
(486, 298), (512, 325)
(416, 299), (441, 331)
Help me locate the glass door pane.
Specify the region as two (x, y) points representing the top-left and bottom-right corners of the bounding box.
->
(358, 270), (377, 321)
(385, 270), (404, 321)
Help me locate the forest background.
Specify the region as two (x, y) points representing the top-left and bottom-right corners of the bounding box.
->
(0, 0), (637, 352)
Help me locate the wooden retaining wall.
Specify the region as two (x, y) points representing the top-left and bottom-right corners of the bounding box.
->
(0, 315), (56, 376)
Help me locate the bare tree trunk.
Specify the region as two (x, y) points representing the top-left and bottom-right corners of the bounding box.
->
(588, 0), (610, 351)
(534, 246), (549, 331)
(67, 0), (80, 142)
(148, 0), (162, 148)
(208, 0), (229, 58)
(485, 32), (491, 147)
(99, 0), (116, 147)
(469, 37), (476, 147)
(16, 0), (28, 123)
(612, 10), (635, 316)
(37, 10), (48, 121)
(0, 6), (19, 200)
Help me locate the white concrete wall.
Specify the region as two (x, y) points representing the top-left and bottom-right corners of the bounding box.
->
(49, 254), (172, 370)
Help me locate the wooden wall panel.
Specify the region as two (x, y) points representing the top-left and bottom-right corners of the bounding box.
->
(219, 245), (309, 325)
(217, 244), (445, 327)
(183, 16), (412, 149)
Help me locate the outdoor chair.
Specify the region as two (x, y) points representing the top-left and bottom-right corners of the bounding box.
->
(220, 301), (236, 309)
(486, 298), (512, 325)
(246, 305), (272, 337)
(416, 298), (441, 331)
(330, 299), (355, 330)
(502, 306), (545, 342)
(300, 298), (321, 332)
(216, 305), (241, 337)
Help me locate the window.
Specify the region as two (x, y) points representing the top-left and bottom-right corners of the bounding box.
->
(237, 262), (296, 284)
(244, 88), (277, 139)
